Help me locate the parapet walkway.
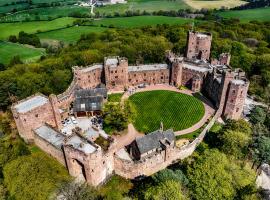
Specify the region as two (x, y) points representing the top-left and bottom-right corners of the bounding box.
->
(120, 84), (215, 136)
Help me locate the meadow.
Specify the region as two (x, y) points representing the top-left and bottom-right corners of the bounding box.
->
(38, 26), (107, 44)
(96, 0), (189, 15)
(93, 15), (196, 28)
(129, 90), (205, 133)
(0, 17), (75, 40)
(37, 16), (195, 43)
(217, 7), (270, 22)
(0, 41), (45, 64)
(183, 0), (246, 9)
(0, 5), (89, 22)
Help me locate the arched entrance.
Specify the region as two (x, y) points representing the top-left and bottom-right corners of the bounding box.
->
(71, 159), (87, 182)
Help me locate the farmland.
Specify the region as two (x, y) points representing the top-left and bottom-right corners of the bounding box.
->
(129, 90), (205, 133)
(38, 26), (107, 44)
(0, 41), (45, 64)
(37, 16), (195, 43)
(93, 15), (196, 28)
(96, 0), (189, 15)
(183, 0), (246, 9)
(217, 7), (270, 22)
(0, 17), (75, 40)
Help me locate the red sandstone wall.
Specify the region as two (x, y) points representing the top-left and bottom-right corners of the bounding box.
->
(223, 81), (249, 120)
(181, 68), (205, 87)
(12, 100), (57, 142)
(34, 134), (66, 165)
(75, 67), (103, 89)
(127, 69), (169, 86)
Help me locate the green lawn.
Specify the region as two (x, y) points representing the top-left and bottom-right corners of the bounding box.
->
(0, 41), (45, 64)
(93, 16), (196, 28)
(38, 26), (107, 43)
(0, 17), (75, 40)
(96, 0), (190, 15)
(217, 7), (270, 22)
(129, 90), (205, 133)
(108, 93), (124, 102)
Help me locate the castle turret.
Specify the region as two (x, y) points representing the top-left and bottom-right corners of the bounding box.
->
(171, 58), (183, 87)
(104, 57), (128, 90)
(219, 53), (231, 66)
(223, 79), (249, 120)
(186, 31), (212, 61)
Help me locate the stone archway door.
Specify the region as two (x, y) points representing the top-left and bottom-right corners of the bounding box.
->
(71, 159), (87, 182)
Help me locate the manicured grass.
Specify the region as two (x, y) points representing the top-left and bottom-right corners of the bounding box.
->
(38, 26), (107, 43)
(96, 0), (190, 15)
(217, 7), (270, 22)
(183, 0), (246, 9)
(0, 41), (45, 64)
(129, 90), (205, 133)
(93, 16), (196, 28)
(108, 93), (124, 102)
(0, 17), (75, 40)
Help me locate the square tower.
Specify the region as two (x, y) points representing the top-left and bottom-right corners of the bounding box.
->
(186, 31), (212, 61)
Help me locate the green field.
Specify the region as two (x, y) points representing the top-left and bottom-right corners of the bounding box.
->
(37, 16), (195, 43)
(0, 17), (75, 40)
(184, 0), (246, 9)
(96, 0), (189, 15)
(0, 5), (89, 22)
(93, 15), (196, 28)
(0, 41), (45, 64)
(217, 7), (270, 22)
(129, 90), (205, 133)
(38, 26), (107, 43)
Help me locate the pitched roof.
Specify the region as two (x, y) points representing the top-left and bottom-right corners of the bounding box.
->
(135, 129), (175, 155)
(73, 88), (107, 112)
(14, 95), (48, 113)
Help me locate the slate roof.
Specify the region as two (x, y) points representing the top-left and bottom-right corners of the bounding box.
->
(135, 129), (175, 155)
(73, 88), (107, 112)
(34, 125), (65, 149)
(14, 95), (48, 113)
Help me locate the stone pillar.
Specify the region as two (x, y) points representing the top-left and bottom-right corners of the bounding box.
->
(49, 94), (62, 129)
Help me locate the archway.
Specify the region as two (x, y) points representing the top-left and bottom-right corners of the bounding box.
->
(71, 159), (87, 182)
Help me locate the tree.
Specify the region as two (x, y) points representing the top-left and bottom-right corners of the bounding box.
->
(187, 149), (257, 200)
(144, 180), (187, 200)
(250, 106), (266, 125)
(220, 130), (251, 158)
(252, 136), (270, 168)
(57, 182), (98, 200)
(223, 119), (252, 135)
(102, 103), (129, 134)
(3, 152), (70, 200)
(8, 55), (23, 67)
(152, 168), (189, 186)
(8, 35), (17, 43)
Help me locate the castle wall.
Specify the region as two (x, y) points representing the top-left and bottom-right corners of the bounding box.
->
(181, 68), (205, 87)
(33, 133), (66, 165)
(171, 61), (183, 87)
(12, 97), (57, 142)
(105, 58), (129, 90)
(186, 31), (212, 60)
(127, 69), (169, 86)
(223, 81), (249, 120)
(74, 66), (103, 89)
(63, 145), (114, 186)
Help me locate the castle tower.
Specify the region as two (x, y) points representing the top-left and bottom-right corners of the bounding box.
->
(186, 31), (212, 61)
(219, 53), (231, 66)
(104, 57), (128, 90)
(171, 58), (183, 87)
(192, 75), (202, 92)
(217, 70), (234, 116)
(223, 79), (249, 120)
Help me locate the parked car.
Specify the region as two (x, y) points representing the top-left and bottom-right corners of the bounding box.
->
(61, 120), (67, 127)
(71, 116), (77, 124)
(65, 118), (71, 124)
(138, 83), (146, 88)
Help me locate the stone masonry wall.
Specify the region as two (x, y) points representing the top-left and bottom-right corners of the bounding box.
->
(127, 69), (170, 86)
(34, 133), (66, 165)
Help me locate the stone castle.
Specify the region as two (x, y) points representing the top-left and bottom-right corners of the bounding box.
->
(11, 31), (249, 186)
